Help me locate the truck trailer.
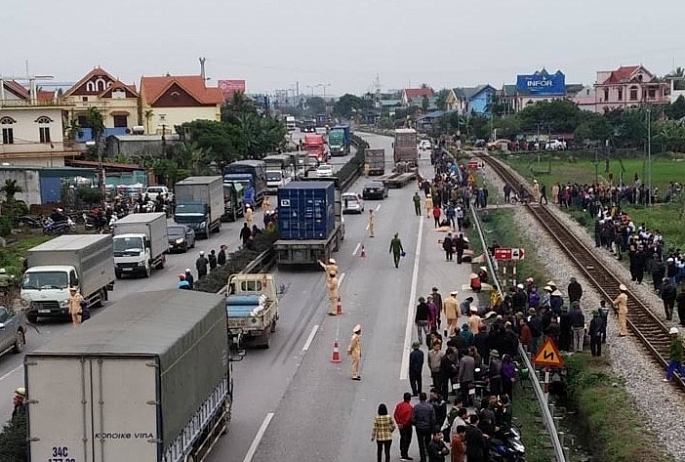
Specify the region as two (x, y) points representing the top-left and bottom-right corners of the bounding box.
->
(25, 289), (232, 462)
(365, 148), (386, 175)
(274, 179), (345, 267)
(21, 234), (115, 323)
(174, 176), (224, 239)
(393, 128), (418, 167)
(112, 212), (168, 279)
(328, 125), (351, 156)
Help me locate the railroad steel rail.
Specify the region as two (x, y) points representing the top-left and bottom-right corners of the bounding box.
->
(479, 152), (685, 390)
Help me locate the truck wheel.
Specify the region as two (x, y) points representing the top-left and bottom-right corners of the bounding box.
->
(115, 269), (122, 279)
(261, 330), (271, 349)
(158, 255), (166, 269)
(12, 330), (25, 353)
(27, 312), (38, 324)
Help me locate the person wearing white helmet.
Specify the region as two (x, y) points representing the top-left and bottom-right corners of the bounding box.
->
(245, 204), (254, 229)
(318, 258), (338, 281)
(12, 387), (26, 421)
(195, 251), (209, 279)
(612, 284), (629, 337)
(664, 327), (685, 382)
(184, 269), (194, 289)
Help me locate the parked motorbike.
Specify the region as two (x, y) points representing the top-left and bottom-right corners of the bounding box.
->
(43, 217), (75, 235)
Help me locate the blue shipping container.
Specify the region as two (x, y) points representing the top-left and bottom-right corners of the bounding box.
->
(278, 181), (336, 240)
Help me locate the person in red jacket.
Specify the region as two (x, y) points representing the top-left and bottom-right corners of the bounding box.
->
(432, 205), (442, 228)
(394, 392), (414, 461)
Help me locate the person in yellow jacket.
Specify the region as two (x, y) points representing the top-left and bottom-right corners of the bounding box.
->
(262, 196), (271, 212)
(468, 306), (481, 335)
(424, 195), (433, 218)
(443, 291), (459, 337)
(490, 286), (503, 310)
(613, 284), (629, 336)
(368, 209), (375, 237)
(67, 287), (84, 326)
(348, 324), (362, 380)
(364, 163), (370, 178)
(245, 205), (254, 229)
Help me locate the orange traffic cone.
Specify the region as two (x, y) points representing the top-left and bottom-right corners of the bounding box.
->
(331, 340), (342, 363)
(336, 296), (344, 315)
(360, 245), (366, 258)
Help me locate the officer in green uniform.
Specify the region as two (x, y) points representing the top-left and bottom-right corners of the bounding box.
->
(413, 192), (421, 216)
(389, 233), (404, 269)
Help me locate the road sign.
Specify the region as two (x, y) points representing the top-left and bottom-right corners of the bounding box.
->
(511, 248), (525, 261)
(494, 247), (512, 260)
(468, 160), (484, 170)
(533, 338), (564, 368)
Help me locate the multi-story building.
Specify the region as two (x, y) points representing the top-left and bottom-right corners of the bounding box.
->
(593, 65), (670, 113)
(61, 67), (140, 141)
(401, 87), (434, 108)
(139, 74), (224, 134)
(444, 85), (497, 116)
(0, 79), (78, 167)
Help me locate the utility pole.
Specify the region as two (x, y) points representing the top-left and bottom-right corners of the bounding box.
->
(647, 108), (652, 206)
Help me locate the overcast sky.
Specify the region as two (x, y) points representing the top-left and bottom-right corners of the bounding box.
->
(1, 0), (683, 97)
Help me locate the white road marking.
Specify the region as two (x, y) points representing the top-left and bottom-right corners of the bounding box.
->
(400, 215), (424, 380)
(352, 242), (361, 256)
(0, 365), (21, 382)
(302, 324), (320, 351)
(376, 203), (382, 211)
(339, 272), (346, 286)
(242, 413), (275, 462)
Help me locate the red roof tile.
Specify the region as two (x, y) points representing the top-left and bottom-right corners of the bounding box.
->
(63, 66), (120, 97)
(37, 90), (56, 100)
(98, 80), (138, 98)
(602, 66), (640, 84)
(140, 75), (224, 106)
(404, 87), (434, 99)
(3, 80), (30, 99)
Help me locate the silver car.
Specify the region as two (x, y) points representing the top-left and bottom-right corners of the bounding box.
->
(0, 305), (26, 357)
(342, 192), (365, 214)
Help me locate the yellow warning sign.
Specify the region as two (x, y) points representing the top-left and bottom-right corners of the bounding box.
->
(533, 338), (564, 368)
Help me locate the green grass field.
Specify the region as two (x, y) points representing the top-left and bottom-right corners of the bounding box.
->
(498, 152), (685, 251)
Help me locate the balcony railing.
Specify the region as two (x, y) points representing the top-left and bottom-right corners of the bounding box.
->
(0, 98), (74, 108)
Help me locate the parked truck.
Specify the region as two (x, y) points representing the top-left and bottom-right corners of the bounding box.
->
(365, 148), (386, 175)
(393, 128), (419, 167)
(274, 178), (345, 267)
(21, 234), (115, 323)
(25, 289), (233, 462)
(174, 176), (223, 239)
(112, 212), (168, 279)
(328, 125), (351, 156)
(226, 274), (279, 348)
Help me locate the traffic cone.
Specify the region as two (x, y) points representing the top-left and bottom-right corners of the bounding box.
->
(360, 245), (366, 258)
(336, 296), (344, 315)
(331, 340), (342, 363)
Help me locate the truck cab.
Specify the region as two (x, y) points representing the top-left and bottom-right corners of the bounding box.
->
(112, 234), (153, 278)
(174, 202), (211, 236)
(21, 265), (77, 320)
(226, 274), (279, 348)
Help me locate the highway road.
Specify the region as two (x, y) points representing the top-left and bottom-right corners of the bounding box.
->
(0, 144), (351, 423)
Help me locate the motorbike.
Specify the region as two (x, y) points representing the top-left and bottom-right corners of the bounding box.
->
(43, 217), (75, 235)
(488, 423), (526, 461)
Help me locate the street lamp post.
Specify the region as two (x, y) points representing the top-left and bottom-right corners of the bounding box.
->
(316, 84), (331, 113)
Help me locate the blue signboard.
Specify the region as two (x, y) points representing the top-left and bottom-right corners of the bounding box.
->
(516, 71), (566, 96)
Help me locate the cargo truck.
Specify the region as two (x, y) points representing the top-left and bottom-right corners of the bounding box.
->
(328, 125), (351, 156)
(393, 128), (419, 167)
(112, 212), (168, 279)
(226, 274), (279, 348)
(365, 148), (386, 175)
(21, 234), (115, 323)
(223, 160), (268, 207)
(303, 134), (327, 162)
(274, 178), (345, 267)
(25, 290), (233, 462)
(174, 176), (224, 239)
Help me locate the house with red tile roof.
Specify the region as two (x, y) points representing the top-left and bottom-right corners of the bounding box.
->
(401, 87), (434, 108)
(61, 67), (139, 141)
(593, 65), (670, 113)
(0, 79), (79, 167)
(139, 74), (224, 134)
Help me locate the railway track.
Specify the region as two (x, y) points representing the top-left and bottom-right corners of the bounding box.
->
(478, 152), (685, 389)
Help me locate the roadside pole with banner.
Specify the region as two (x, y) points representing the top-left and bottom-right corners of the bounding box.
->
(494, 247), (525, 287)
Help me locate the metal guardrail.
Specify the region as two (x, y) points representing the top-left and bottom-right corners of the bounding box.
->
(470, 201), (566, 462)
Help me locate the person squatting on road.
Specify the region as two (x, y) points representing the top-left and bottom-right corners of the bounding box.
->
(371, 403), (396, 462)
(348, 324), (362, 381)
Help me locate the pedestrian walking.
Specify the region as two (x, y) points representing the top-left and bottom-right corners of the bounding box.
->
(412, 392), (436, 462)
(539, 183), (548, 205)
(427, 429), (450, 462)
(416, 297), (431, 345)
(613, 284), (629, 337)
(570, 302), (585, 352)
(217, 245), (227, 266)
(409, 342), (425, 396)
(196, 251), (209, 279)
(369, 209), (376, 237)
(394, 393), (414, 461)
(442, 234), (454, 261)
(589, 311), (603, 356)
(413, 192), (422, 216)
(371, 403), (396, 462)
(443, 291), (459, 337)
(664, 327), (685, 382)
(67, 287), (84, 326)
(389, 233), (404, 269)
(348, 324), (362, 381)
(661, 277), (677, 320)
(428, 341), (444, 389)
(432, 205), (442, 228)
(208, 249), (218, 271)
(239, 223), (252, 247)
(425, 195), (434, 218)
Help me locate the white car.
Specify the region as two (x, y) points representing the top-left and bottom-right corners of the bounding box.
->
(315, 163), (333, 178)
(545, 139), (565, 150)
(419, 140), (432, 150)
(342, 192), (364, 214)
(145, 185), (173, 202)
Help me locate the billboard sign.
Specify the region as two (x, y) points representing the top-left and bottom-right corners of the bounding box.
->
(218, 80), (246, 100)
(516, 71), (565, 96)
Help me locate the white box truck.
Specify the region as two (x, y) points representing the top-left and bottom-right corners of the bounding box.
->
(21, 234), (115, 323)
(112, 212), (169, 279)
(174, 176), (224, 239)
(25, 290), (233, 462)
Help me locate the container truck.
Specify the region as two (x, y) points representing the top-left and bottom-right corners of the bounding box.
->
(393, 128), (418, 167)
(365, 148), (386, 175)
(223, 160), (268, 207)
(21, 234), (115, 323)
(328, 125), (351, 156)
(25, 289), (233, 462)
(274, 178), (345, 267)
(112, 212), (168, 279)
(174, 176), (224, 239)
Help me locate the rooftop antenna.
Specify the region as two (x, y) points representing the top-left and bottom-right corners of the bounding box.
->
(199, 57), (207, 80)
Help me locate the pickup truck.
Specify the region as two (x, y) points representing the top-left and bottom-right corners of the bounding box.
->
(226, 274), (279, 349)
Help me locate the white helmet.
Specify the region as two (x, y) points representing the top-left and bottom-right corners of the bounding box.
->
(0, 268), (5, 274)
(670, 327), (679, 335)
